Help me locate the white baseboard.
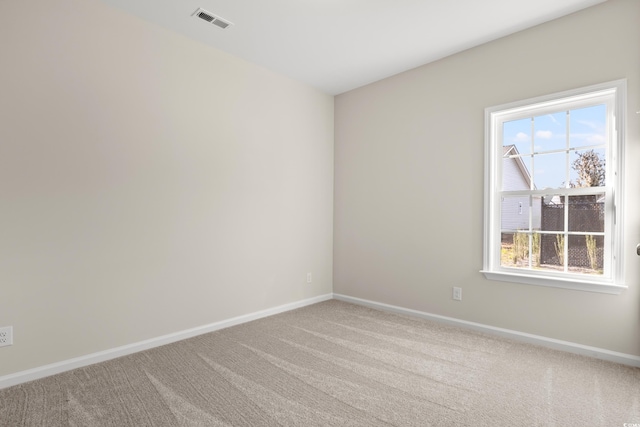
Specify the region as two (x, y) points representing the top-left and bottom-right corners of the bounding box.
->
(0, 293), (333, 390)
(333, 293), (640, 368)
(4, 292), (637, 390)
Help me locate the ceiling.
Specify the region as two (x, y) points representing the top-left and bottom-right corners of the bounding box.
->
(99, 0), (605, 95)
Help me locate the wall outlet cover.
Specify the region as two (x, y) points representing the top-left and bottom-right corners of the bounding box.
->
(0, 326), (13, 347)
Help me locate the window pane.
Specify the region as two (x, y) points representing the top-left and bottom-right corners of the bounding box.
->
(533, 152), (567, 189)
(503, 118), (531, 155)
(569, 104), (606, 148)
(539, 233), (565, 269)
(540, 195), (565, 232)
(500, 232), (533, 269)
(569, 148), (606, 187)
(531, 195), (542, 230)
(534, 112), (566, 152)
(502, 154), (532, 191)
(568, 194), (604, 232)
(501, 196), (531, 231)
(568, 235), (604, 275)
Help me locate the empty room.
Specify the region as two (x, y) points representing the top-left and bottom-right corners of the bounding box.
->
(1, 0), (639, 425)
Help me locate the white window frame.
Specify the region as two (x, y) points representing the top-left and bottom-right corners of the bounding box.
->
(482, 80), (626, 294)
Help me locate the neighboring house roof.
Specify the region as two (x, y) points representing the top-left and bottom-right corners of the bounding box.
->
(503, 145), (534, 190)
(502, 145), (542, 231)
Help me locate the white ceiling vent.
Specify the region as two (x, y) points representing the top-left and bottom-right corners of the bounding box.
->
(193, 8), (232, 30)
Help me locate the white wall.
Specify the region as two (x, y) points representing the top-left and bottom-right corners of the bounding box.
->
(334, 0), (640, 356)
(0, 0), (334, 376)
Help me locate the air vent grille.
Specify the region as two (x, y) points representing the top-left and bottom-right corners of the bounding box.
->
(212, 19), (230, 29)
(193, 8), (233, 30)
(197, 11), (214, 22)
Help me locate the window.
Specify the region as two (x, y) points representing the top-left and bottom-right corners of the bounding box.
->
(482, 80), (626, 294)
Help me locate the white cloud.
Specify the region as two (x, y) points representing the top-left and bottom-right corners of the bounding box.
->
(536, 130), (553, 139)
(569, 132), (606, 145)
(577, 119), (599, 131)
(586, 134), (606, 144)
(514, 132), (529, 142)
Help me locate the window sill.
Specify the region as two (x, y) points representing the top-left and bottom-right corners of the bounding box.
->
(480, 270), (627, 295)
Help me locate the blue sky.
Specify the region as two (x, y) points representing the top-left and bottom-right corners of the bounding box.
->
(503, 104), (606, 190)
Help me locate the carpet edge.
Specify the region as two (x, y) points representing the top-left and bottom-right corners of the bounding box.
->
(0, 293), (334, 390)
(333, 293), (640, 368)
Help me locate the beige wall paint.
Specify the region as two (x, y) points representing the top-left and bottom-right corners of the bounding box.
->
(335, 0), (640, 356)
(0, 0), (333, 376)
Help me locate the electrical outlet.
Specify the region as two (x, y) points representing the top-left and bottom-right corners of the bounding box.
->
(0, 326), (13, 347)
(306, 273), (312, 284)
(452, 287), (462, 301)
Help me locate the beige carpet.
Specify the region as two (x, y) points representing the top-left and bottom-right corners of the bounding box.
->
(1, 300), (639, 426)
